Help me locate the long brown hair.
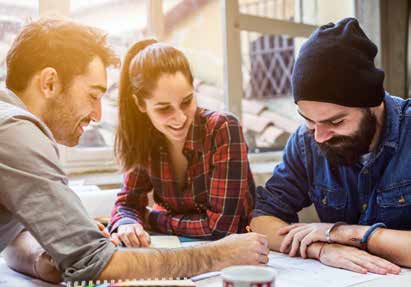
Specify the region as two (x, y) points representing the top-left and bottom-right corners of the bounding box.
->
(115, 39), (194, 172)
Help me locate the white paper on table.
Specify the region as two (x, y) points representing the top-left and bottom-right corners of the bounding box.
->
(149, 235), (181, 248)
(191, 251), (411, 287)
(268, 251), (386, 287)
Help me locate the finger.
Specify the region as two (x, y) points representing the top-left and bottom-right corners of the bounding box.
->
(280, 230), (295, 253)
(96, 223), (111, 238)
(351, 256), (388, 275)
(258, 254), (269, 265)
(118, 233), (132, 247)
(277, 223), (307, 235)
(300, 234), (315, 258)
(135, 228), (150, 247)
(360, 254), (401, 275)
(102, 229), (110, 239)
(337, 258), (367, 274)
(279, 226), (310, 253)
(256, 235), (269, 249)
(256, 243), (270, 256)
(252, 233), (268, 246)
(97, 222), (105, 231)
(127, 229), (142, 247)
(288, 229), (311, 257)
(111, 233), (121, 247)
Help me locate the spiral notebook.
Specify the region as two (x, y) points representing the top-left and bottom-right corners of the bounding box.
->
(65, 278), (195, 287)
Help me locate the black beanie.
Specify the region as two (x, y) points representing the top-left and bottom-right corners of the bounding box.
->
(292, 17), (385, 107)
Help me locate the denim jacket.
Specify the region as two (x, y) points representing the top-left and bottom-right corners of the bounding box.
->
(254, 94), (411, 230)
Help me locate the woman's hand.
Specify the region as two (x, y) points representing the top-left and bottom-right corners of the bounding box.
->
(114, 223), (151, 247)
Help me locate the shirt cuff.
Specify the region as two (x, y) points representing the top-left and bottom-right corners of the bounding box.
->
(109, 217), (141, 233)
(62, 238), (116, 282)
(148, 210), (171, 234)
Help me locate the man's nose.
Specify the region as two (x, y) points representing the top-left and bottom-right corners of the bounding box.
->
(91, 100), (102, 122)
(314, 124), (333, 143)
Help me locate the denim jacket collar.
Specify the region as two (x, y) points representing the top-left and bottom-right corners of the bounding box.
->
(379, 92), (401, 151)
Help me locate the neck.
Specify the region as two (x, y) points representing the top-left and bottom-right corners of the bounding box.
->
(369, 102), (385, 151)
(17, 88), (47, 123)
(167, 139), (185, 153)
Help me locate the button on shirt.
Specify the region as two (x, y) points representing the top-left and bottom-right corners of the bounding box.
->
(254, 94), (411, 230)
(108, 108), (255, 239)
(0, 89), (115, 281)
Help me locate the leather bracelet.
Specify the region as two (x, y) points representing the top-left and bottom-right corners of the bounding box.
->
(360, 222), (386, 251)
(317, 243), (327, 260)
(325, 221), (346, 243)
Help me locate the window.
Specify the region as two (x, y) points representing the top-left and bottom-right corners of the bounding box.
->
(223, 0), (355, 153)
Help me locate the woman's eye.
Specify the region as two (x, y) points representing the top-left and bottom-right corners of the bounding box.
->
(158, 106), (171, 112)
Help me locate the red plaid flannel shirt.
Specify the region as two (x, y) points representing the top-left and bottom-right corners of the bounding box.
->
(108, 108), (255, 239)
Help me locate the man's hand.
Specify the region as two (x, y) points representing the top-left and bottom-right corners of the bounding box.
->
(114, 223), (151, 247)
(215, 233), (269, 268)
(319, 244), (401, 275)
(278, 223), (334, 257)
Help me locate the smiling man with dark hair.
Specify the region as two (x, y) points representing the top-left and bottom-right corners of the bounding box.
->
(251, 17), (411, 275)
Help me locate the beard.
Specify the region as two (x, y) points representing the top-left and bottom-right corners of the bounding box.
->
(43, 93), (88, 147)
(309, 109), (377, 166)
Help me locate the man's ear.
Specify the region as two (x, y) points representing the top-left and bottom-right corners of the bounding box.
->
(39, 67), (61, 99)
(132, 94), (146, 113)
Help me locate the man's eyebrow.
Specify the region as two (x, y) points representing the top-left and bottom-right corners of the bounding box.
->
(90, 84), (107, 93)
(183, 92), (193, 100)
(297, 110), (348, 123)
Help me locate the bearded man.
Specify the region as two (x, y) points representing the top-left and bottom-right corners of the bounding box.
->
(251, 18), (411, 275)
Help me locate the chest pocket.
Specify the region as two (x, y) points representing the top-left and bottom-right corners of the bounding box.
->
(311, 184), (347, 223)
(376, 181), (411, 230)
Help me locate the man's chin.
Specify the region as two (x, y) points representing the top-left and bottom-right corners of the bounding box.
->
(55, 136), (80, 147)
(323, 149), (362, 166)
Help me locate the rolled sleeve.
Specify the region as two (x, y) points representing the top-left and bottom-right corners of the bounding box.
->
(0, 118), (115, 281)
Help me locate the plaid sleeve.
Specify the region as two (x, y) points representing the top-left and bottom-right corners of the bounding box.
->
(108, 167), (153, 233)
(149, 115), (252, 239)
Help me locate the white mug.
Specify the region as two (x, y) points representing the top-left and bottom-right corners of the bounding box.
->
(221, 265), (276, 287)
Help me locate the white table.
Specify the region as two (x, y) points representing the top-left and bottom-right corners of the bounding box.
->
(1, 252), (410, 287)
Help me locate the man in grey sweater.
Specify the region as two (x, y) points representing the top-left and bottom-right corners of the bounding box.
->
(0, 19), (269, 283)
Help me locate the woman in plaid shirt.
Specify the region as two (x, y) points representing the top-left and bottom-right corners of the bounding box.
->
(108, 39), (255, 246)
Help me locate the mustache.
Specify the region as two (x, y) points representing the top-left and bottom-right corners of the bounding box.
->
(307, 129), (355, 147)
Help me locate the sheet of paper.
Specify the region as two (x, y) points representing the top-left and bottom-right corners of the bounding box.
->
(268, 251), (383, 287)
(191, 251), (411, 287)
(149, 235), (181, 248)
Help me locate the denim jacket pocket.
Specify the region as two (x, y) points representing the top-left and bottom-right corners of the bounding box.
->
(311, 184), (347, 222)
(376, 181), (411, 229)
